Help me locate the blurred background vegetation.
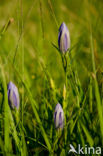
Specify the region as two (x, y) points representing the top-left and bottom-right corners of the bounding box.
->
(0, 0), (103, 155)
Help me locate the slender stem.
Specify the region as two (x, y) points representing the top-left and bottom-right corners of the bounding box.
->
(62, 53), (68, 144)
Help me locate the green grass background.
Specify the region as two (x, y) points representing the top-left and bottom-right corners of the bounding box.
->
(0, 0), (103, 155)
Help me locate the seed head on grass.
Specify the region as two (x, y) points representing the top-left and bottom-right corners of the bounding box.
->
(58, 22), (70, 53)
(7, 81), (20, 110)
(54, 103), (64, 130)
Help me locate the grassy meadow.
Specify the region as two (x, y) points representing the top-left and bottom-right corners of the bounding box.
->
(0, 0), (103, 155)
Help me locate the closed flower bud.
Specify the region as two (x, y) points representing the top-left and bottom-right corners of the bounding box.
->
(58, 22), (70, 53)
(63, 84), (66, 100)
(50, 78), (55, 89)
(54, 103), (64, 130)
(7, 81), (20, 110)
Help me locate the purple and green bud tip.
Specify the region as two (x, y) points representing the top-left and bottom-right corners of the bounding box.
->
(7, 81), (20, 110)
(58, 22), (70, 53)
(54, 103), (64, 130)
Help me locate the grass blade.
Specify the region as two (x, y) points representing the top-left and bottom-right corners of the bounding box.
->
(80, 121), (94, 146)
(90, 28), (103, 143)
(0, 57), (10, 153)
(13, 65), (52, 152)
(0, 57), (21, 153)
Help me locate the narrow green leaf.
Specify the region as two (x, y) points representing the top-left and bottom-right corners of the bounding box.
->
(0, 57), (10, 153)
(90, 29), (103, 142)
(80, 121), (93, 146)
(14, 66), (52, 152)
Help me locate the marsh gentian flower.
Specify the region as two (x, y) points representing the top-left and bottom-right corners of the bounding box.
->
(58, 22), (70, 53)
(7, 81), (20, 110)
(54, 103), (64, 130)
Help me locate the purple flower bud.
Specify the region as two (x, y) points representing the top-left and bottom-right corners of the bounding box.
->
(58, 22), (70, 53)
(54, 103), (64, 130)
(7, 81), (20, 110)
